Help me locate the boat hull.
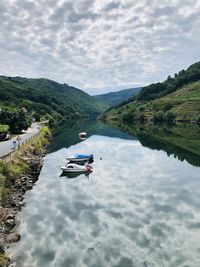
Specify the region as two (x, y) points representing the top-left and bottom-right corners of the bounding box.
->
(66, 157), (92, 162)
(61, 167), (89, 173)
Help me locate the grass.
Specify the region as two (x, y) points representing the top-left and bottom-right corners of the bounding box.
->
(0, 126), (51, 203)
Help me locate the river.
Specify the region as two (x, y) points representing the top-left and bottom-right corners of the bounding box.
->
(9, 120), (200, 267)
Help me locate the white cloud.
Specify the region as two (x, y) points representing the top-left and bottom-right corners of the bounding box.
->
(0, 0), (200, 94)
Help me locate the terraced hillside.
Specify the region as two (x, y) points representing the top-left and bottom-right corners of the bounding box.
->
(103, 62), (200, 124)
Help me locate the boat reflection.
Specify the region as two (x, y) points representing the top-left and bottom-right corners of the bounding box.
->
(60, 171), (91, 179)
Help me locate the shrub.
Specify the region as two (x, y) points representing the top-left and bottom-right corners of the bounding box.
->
(153, 111), (164, 122)
(164, 111), (176, 122)
(197, 115), (200, 125)
(138, 106), (145, 112)
(163, 102), (172, 112)
(122, 113), (133, 122)
(138, 113), (145, 123)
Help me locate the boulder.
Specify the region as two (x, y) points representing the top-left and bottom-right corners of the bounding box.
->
(6, 233), (20, 243)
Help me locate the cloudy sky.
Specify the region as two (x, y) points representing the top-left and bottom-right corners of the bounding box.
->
(0, 0), (200, 94)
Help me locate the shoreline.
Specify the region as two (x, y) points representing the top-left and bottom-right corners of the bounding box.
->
(0, 127), (51, 267)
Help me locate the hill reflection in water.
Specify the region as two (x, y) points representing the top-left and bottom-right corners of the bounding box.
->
(50, 120), (200, 167)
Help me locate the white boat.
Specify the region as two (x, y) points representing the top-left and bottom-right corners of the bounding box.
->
(79, 132), (86, 138)
(61, 163), (93, 173)
(66, 154), (93, 162)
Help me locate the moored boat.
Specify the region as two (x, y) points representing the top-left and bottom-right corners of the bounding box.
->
(61, 163), (93, 173)
(79, 132), (87, 138)
(66, 154), (93, 162)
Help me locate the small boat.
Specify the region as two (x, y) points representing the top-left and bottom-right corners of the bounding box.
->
(79, 132), (86, 138)
(61, 163), (93, 173)
(66, 154), (93, 162)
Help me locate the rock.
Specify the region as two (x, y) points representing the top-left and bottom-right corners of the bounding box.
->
(5, 219), (15, 228)
(27, 183), (33, 190)
(6, 233), (21, 243)
(5, 213), (15, 221)
(0, 245), (4, 253)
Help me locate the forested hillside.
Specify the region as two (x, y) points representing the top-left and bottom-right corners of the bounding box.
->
(0, 76), (106, 121)
(102, 62), (200, 124)
(93, 87), (141, 106)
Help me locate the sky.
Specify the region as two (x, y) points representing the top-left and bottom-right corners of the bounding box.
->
(0, 0), (200, 95)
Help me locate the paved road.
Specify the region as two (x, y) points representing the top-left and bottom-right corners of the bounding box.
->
(0, 123), (40, 158)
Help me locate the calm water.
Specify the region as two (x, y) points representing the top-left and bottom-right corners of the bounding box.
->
(9, 121), (200, 267)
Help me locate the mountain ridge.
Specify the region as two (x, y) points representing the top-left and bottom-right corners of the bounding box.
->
(93, 87), (141, 107)
(0, 76), (107, 121)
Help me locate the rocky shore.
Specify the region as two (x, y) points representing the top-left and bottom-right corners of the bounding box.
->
(0, 127), (51, 267)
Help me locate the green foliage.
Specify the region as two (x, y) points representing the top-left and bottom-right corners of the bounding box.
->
(197, 115), (200, 125)
(0, 107), (31, 133)
(0, 124), (9, 133)
(137, 62), (200, 101)
(122, 113), (133, 122)
(138, 106), (145, 112)
(137, 113), (145, 123)
(0, 76), (106, 122)
(103, 62), (200, 125)
(163, 111), (176, 122)
(154, 111), (164, 122)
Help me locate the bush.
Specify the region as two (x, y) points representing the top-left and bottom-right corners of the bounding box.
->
(197, 115), (200, 125)
(138, 113), (145, 123)
(162, 102), (173, 112)
(153, 111), (164, 122)
(164, 111), (176, 122)
(138, 106), (145, 112)
(122, 113), (133, 122)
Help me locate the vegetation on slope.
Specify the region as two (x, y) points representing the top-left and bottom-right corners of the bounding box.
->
(0, 76), (106, 122)
(93, 87), (141, 106)
(102, 62), (200, 124)
(0, 107), (31, 133)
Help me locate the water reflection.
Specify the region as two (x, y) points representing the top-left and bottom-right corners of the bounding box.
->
(48, 120), (137, 153)
(60, 171), (91, 180)
(8, 121), (200, 267)
(109, 122), (200, 167)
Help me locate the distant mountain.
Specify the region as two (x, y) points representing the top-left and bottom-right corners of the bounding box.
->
(93, 87), (141, 106)
(102, 62), (200, 124)
(0, 76), (107, 121)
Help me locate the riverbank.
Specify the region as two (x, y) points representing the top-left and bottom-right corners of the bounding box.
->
(0, 127), (51, 267)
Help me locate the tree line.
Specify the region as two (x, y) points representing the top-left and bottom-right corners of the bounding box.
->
(137, 62), (200, 101)
(0, 107), (31, 133)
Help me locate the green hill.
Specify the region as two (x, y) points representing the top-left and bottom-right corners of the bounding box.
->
(102, 62), (200, 124)
(93, 87), (141, 107)
(0, 76), (106, 121)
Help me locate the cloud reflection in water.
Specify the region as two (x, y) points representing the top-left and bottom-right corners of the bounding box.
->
(9, 136), (200, 267)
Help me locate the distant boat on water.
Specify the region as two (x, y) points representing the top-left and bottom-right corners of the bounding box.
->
(79, 132), (87, 139)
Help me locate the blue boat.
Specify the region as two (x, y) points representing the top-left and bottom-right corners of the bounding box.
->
(66, 154), (93, 162)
